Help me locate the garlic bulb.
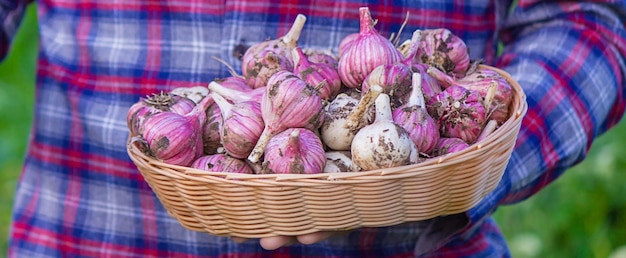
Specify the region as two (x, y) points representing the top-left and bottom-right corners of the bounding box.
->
(127, 92), (196, 136)
(351, 93), (419, 170)
(292, 47), (342, 101)
(263, 128), (326, 174)
(213, 76), (253, 92)
(414, 28), (470, 78)
(241, 14), (307, 89)
(337, 7), (403, 88)
(141, 94), (213, 166)
(202, 97), (223, 154)
(211, 93), (264, 159)
(429, 137), (469, 157)
(302, 48), (339, 69)
(191, 154), (254, 174)
(392, 73), (440, 154)
(321, 85), (383, 151)
(427, 85), (487, 143)
(248, 71), (324, 163)
(323, 151), (361, 173)
(428, 66), (512, 124)
(361, 30), (423, 108)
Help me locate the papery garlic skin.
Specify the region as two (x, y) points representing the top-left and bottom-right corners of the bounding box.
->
(191, 154), (254, 174)
(263, 128), (326, 174)
(351, 93), (419, 171)
(323, 151), (360, 173)
(213, 76), (252, 92)
(337, 7), (403, 88)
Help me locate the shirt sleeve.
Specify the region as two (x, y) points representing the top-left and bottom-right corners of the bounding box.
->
(0, 0), (33, 61)
(468, 0), (626, 229)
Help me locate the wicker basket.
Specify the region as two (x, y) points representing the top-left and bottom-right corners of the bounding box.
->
(127, 65), (528, 238)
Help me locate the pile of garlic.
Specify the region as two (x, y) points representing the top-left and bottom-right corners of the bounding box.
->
(127, 7), (513, 174)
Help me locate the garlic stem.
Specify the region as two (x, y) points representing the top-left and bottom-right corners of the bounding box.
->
(209, 92), (233, 119)
(288, 129), (301, 150)
(476, 120), (498, 142)
(407, 73), (425, 108)
(359, 7), (375, 35)
(345, 85), (383, 130)
(374, 93), (393, 122)
(282, 14), (307, 47)
(208, 81), (255, 103)
(248, 128), (271, 163)
(401, 29), (422, 65)
(483, 80), (497, 114)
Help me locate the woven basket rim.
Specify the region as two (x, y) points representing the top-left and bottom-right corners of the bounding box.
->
(127, 65), (528, 185)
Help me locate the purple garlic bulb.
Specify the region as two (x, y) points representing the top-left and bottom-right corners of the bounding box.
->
(429, 137), (470, 157)
(127, 92), (196, 136)
(241, 14), (307, 89)
(361, 30), (424, 108)
(293, 47), (342, 101)
(213, 76), (252, 92)
(303, 48), (339, 69)
(392, 73), (440, 154)
(263, 128), (326, 174)
(211, 92), (265, 159)
(414, 28), (470, 78)
(427, 85), (487, 144)
(141, 94), (213, 166)
(202, 97), (223, 155)
(338, 32), (359, 58)
(337, 7), (403, 88)
(427, 65), (512, 124)
(191, 154), (254, 174)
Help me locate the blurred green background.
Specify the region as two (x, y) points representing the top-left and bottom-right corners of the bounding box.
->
(1, 3), (625, 258)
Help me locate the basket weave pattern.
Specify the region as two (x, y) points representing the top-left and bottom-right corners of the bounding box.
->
(127, 66), (528, 238)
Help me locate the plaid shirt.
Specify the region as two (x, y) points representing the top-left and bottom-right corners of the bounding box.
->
(4, 0), (626, 257)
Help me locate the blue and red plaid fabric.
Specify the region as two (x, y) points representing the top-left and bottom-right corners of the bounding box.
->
(3, 0), (626, 257)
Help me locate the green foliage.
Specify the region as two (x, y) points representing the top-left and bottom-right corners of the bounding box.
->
(493, 120), (626, 258)
(0, 3), (625, 258)
(0, 4), (38, 255)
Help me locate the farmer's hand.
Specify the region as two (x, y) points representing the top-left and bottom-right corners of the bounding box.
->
(231, 231), (335, 250)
